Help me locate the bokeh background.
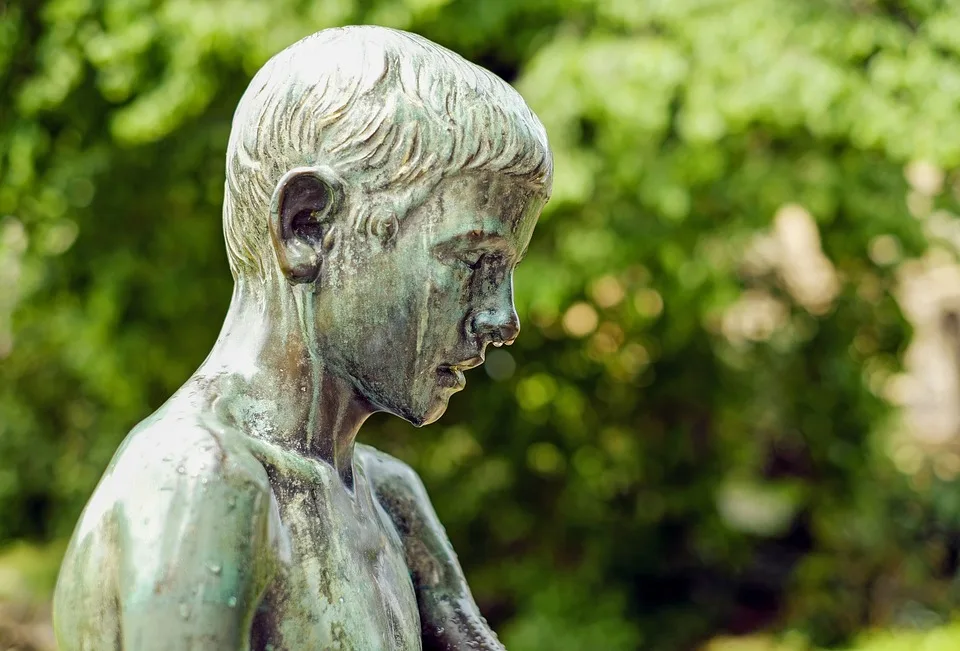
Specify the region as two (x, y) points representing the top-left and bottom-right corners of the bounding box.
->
(5, 0), (960, 649)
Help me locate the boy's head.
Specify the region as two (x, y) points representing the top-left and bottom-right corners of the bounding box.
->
(223, 26), (552, 425)
(224, 25), (551, 279)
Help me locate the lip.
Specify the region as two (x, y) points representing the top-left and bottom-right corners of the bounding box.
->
(437, 355), (484, 389)
(452, 354), (484, 371)
(437, 366), (465, 389)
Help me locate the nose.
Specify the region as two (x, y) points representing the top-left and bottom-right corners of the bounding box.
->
(470, 305), (520, 346)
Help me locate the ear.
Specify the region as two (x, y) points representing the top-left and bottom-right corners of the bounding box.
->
(268, 166), (344, 284)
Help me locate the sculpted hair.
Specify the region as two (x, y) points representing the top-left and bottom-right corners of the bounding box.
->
(223, 25), (553, 279)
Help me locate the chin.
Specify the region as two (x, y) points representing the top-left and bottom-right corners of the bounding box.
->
(392, 393), (451, 428)
(365, 375), (456, 427)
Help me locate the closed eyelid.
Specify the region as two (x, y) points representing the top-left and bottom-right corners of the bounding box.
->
(433, 232), (512, 258)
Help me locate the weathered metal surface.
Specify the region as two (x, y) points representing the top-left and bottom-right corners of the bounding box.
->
(54, 25), (551, 650)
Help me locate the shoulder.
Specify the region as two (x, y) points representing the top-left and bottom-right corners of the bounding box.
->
(75, 413), (273, 548)
(56, 409), (292, 650)
(356, 444), (438, 539)
(114, 412), (271, 494)
(110, 415), (285, 591)
(356, 443), (426, 495)
(57, 413), (278, 623)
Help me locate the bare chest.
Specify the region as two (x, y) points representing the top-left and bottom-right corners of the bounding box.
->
(251, 456), (421, 651)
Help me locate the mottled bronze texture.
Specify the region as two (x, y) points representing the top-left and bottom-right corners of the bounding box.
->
(53, 25), (552, 651)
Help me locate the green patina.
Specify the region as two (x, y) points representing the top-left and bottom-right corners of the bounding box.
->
(53, 25), (552, 651)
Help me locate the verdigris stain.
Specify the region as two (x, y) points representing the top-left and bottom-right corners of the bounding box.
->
(54, 25), (552, 651)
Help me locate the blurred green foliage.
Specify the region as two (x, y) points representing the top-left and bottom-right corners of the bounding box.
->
(706, 623), (960, 651)
(4, 0), (960, 649)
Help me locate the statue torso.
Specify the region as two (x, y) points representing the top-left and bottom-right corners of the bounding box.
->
(54, 411), (422, 651)
(246, 439), (422, 651)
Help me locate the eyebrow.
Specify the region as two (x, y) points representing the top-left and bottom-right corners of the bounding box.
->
(434, 230), (528, 263)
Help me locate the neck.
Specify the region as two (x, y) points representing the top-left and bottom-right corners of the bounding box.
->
(190, 276), (371, 488)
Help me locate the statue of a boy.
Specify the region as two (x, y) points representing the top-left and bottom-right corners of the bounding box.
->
(53, 25), (552, 651)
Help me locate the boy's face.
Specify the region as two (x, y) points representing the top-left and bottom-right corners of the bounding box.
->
(316, 172), (543, 426)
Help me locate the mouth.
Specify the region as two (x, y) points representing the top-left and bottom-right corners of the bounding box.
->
(437, 355), (484, 390)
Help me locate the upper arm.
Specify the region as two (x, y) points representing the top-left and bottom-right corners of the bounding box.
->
(359, 445), (462, 591)
(359, 445), (506, 651)
(115, 427), (280, 651)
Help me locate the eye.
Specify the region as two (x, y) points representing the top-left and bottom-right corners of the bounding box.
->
(456, 250), (484, 270)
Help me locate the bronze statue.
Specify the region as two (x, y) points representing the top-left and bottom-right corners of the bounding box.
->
(53, 25), (552, 650)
